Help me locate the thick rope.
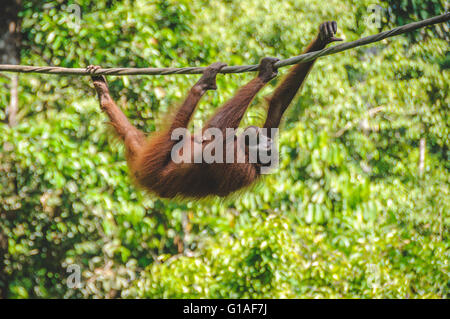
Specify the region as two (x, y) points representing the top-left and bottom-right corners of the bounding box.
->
(0, 13), (448, 76)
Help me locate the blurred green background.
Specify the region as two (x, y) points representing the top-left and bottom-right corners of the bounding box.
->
(0, 0), (448, 298)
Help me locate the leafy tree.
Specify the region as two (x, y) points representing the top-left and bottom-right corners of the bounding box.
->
(0, 0), (448, 298)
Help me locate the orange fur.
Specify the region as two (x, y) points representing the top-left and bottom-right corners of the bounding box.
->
(91, 27), (336, 199)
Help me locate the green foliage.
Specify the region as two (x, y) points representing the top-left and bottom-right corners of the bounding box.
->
(381, 0), (449, 42)
(0, 0), (448, 298)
